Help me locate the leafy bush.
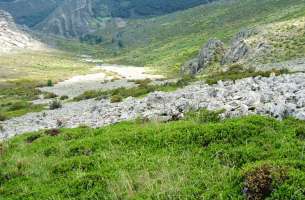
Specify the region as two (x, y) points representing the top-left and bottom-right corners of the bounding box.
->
(243, 165), (288, 200)
(205, 68), (289, 85)
(0, 113), (6, 121)
(185, 109), (223, 123)
(7, 102), (29, 111)
(45, 129), (61, 137)
(25, 134), (41, 143)
(111, 95), (123, 103)
(49, 100), (62, 110)
(44, 92), (58, 99)
(47, 80), (53, 87)
(60, 95), (69, 100)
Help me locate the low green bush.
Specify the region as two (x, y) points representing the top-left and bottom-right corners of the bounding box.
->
(49, 100), (62, 110)
(111, 95), (123, 103)
(47, 80), (53, 87)
(60, 95), (69, 100)
(0, 113), (6, 121)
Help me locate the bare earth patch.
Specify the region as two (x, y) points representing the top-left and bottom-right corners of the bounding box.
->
(39, 65), (164, 98)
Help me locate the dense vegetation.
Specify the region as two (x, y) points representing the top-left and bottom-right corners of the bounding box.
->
(1, 111), (305, 199)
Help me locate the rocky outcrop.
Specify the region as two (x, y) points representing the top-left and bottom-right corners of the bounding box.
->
(180, 58), (200, 75)
(2, 73), (305, 139)
(198, 39), (225, 70)
(35, 0), (95, 37)
(181, 28), (272, 75)
(181, 39), (225, 75)
(0, 10), (44, 53)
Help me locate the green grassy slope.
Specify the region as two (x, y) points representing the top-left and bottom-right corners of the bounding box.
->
(57, 0), (305, 74)
(1, 113), (305, 199)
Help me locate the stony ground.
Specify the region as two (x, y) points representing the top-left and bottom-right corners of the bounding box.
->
(39, 65), (163, 98)
(2, 73), (305, 139)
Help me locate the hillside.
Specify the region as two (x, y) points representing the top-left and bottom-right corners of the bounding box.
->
(0, 0), (63, 27)
(1, 1), (305, 199)
(0, 0), (217, 37)
(53, 0), (305, 74)
(0, 10), (44, 54)
(1, 113), (305, 199)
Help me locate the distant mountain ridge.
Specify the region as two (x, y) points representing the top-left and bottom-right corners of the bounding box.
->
(0, 0), (217, 37)
(0, 10), (44, 53)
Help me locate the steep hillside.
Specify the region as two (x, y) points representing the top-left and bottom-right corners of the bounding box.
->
(54, 0), (305, 74)
(0, 10), (44, 53)
(35, 0), (217, 37)
(0, 0), (63, 27)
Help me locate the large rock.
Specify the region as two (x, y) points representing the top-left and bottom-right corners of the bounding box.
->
(180, 58), (200, 76)
(198, 39), (225, 70)
(181, 39), (225, 75)
(222, 40), (249, 65)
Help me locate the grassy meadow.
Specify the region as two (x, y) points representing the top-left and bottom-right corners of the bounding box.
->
(0, 111), (305, 199)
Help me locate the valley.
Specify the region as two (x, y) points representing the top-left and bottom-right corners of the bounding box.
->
(1, 0), (305, 199)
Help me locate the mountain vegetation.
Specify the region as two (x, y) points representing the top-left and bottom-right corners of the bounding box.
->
(1, 113), (305, 199)
(1, 0), (305, 199)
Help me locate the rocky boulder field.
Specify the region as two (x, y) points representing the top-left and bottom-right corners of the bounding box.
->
(1, 72), (305, 139)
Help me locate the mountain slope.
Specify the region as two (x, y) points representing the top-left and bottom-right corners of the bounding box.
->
(0, 10), (44, 53)
(0, 0), (63, 27)
(34, 0), (217, 37)
(75, 0), (305, 73)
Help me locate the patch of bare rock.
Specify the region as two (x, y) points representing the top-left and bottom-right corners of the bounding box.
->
(2, 73), (305, 139)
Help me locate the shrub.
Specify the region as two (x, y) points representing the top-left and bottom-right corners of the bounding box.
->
(45, 128), (61, 136)
(0, 113), (6, 121)
(25, 134), (41, 143)
(49, 100), (62, 110)
(185, 109), (223, 123)
(244, 165), (273, 200)
(0, 142), (5, 155)
(8, 102), (28, 111)
(60, 95), (69, 100)
(44, 92), (58, 99)
(47, 80), (53, 87)
(295, 126), (305, 140)
(135, 78), (152, 87)
(111, 95), (123, 103)
(243, 165), (288, 200)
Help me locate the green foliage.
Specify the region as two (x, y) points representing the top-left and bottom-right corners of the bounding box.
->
(74, 77), (194, 101)
(110, 95), (123, 103)
(0, 115), (305, 199)
(185, 109), (223, 123)
(204, 68), (289, 85)
(60, 95), (69, 100)
(47, 80), (53, 87)
(49, 100), (62, 110)
(0, 113), (6, 121)
(80, 34), (103, 45)
(55, 0), (305, 74)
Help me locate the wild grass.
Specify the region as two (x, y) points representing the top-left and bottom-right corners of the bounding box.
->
(74, 76), (193, 101)
(204, 67), (290, 85)
(0, 113), (304, 199)
(0, 51), (99, 119)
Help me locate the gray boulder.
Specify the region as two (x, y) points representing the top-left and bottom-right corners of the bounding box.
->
(181, 58), (199, 76)
(222, 40), (249, 65)
(198, 39), (225, 69)
(181, 39), (225, 76)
